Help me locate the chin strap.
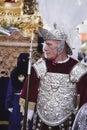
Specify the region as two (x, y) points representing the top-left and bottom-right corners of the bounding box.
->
(58, 40), (65, 55)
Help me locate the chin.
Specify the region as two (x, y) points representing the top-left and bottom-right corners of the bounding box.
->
(47, 57), (54, 60)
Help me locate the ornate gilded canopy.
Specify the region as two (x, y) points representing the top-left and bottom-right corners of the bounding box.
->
(0, 0), (43, 77)
(0, 0), (43, 37)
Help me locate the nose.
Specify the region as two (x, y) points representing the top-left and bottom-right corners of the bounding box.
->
(43, 43), (49, 52)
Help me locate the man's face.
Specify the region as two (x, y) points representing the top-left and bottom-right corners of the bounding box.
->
(43, 40), (61, 60)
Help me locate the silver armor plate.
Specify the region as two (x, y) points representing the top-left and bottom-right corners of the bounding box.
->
(72, 103), (87, 130)
(37, 72), (76, 126)
(70, 62), (87, 83)
(33, 58), (47, 78)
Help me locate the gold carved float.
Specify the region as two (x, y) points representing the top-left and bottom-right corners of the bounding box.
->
(0, 0), (43, 37)
(0, 0), (43, 77)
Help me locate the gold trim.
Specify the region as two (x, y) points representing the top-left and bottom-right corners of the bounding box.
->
(28, 102), (36, 109)
(0, 121), (9, 125)
(0, 0), (43, 37)
(19, 97), (25, 106)
(19, 98), (36, 109)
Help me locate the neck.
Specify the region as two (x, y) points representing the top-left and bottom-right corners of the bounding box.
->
(53, 53), (68, 63)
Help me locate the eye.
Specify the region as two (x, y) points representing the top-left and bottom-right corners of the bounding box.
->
(47, 43), (52, 47)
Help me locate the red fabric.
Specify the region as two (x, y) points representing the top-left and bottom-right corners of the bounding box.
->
(21, 67), (40, 102)
(77, 75), (87, 107)
(5, 0), (16, 2)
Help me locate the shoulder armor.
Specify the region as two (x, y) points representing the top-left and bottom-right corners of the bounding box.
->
(69, 61), (87, 83)
(33, 58), (47, 78)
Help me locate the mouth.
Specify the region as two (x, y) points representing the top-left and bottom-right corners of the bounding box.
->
(45, 52), (50, 55)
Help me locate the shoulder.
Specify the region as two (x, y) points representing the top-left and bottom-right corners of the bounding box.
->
(69, 57), (78, 64)
(70, 60), (87, 83)
(33, 58), (47, 78)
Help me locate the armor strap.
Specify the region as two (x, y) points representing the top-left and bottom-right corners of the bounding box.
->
(69, 62), (87, 83)
(33, 58), (47, 78)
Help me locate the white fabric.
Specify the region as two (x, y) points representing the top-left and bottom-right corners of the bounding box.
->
(57, 56), (70, 63)
(37, 0), (87, 30)
(8, 108), (13, 112)
(27, 109), (34, 120)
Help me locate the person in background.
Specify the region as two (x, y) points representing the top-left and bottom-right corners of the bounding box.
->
(5, 53), (29, 130)
(79, 42), (87, 63)
(19, 26), (87, 130)
(77, 51), (85, 62)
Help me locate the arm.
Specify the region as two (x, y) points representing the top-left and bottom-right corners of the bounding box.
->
(19, 67), (40, 119)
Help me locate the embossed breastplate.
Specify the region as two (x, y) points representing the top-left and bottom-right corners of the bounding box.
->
(37, 72), (76, 126)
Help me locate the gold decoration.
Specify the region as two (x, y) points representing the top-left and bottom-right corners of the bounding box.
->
(0, 0), (43, 37)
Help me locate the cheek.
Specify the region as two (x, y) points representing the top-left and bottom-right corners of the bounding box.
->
(52, 48), (58, 55)
(49, 49), (58, 59)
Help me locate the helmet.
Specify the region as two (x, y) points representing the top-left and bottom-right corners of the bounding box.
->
(39, 26), (73, 55)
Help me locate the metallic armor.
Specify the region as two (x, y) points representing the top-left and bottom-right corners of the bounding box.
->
(33, 59), (87, 127)
(37, 72), (76, 126)
(72, 103), (87, 130)
(70, 62), (87, 83)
